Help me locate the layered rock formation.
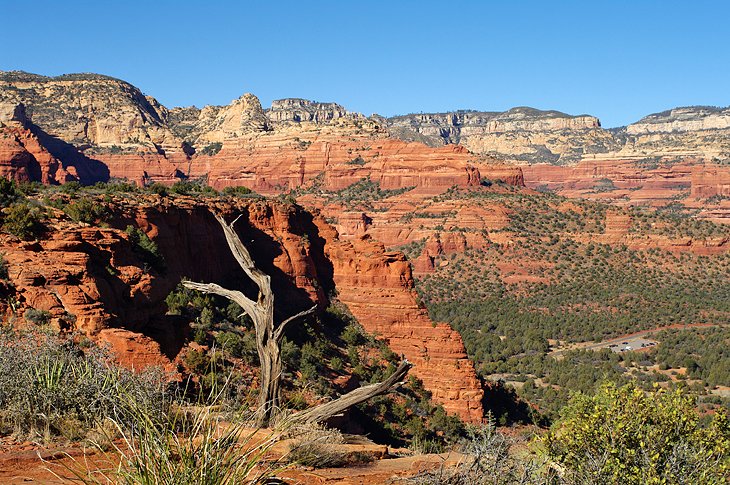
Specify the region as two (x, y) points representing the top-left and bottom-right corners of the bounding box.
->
(0, 71), (523, 199)
(387, 107), (613, 164)
(0, 103), (73, 183)
(627, 106), (730, 135)
(267, 98), (356, 124)
(387, 104), (730, 166)
(0, 71), (180, 153)
(314, 219), (484, 422)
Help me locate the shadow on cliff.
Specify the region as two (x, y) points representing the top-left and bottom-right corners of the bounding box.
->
(104, 202), (336, 361)
(27, 122), (110, 184)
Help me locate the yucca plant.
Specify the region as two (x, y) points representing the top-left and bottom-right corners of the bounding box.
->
(56, 376), (285, 484)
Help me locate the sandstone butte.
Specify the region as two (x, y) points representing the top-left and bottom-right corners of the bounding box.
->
(0, 196), (485, 423)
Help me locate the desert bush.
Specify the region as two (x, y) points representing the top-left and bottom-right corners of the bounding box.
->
(23, 307), (52, 326)
(60, 181), (82, 195)
(542, 382), (730, 485)
(0, 253), (8, 279)
(58, 381), (281, 484)
(2, 201), (45, 239)
(215, 331), (258, 365)
(0, 329), (166, 440)
(96, 179), (139, 194)
(409, 415), (548, 485)
(146, 182), (169, 196)
(64, 197), (109, 223)
(221, 185), (254, 197)
(199, 142), (223, 156)
(170, 179), (218, 196)
(0, 177), (22, 207)
(126, 225), (166, 273)
(285, 422), (347, 468)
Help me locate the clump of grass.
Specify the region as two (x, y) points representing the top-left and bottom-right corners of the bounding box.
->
(0, 328), (166, 441)
(57, 379), (284, 484)
(284, 422), (347, 468)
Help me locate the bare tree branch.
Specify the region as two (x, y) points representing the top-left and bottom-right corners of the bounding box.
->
(213, 213), (271, 302)
(274, 305), (317, 342)
(290, 360), (412, 425)
(181, 281), (258, 321)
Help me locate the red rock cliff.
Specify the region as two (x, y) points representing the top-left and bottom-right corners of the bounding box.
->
(0, 196), (485, 422)
(313, 219), (484, 422)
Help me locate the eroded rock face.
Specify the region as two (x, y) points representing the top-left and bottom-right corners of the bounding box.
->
(0, 197), (485, 422)
(387, 107), (612, 164)
(0, 124), (72, 183)
(0, 71), (180, 153)
(191, 94), (271, 144)
(627, 106), (730, 134)
(198, 133), (511, 194)
(268, 98), (355, 124)
(314, 219), (484, 422)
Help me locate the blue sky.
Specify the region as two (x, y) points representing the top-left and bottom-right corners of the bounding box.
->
(3, 0), (729, 127)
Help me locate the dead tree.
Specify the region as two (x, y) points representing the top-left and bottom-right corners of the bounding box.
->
(183, 213), (316, 425)
(183, 212), (411, 426)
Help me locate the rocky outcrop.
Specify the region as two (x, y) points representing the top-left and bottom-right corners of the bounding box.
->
(627, 106), (730, 135)
(191, 94), (271, 144)
(0, 102), (26, 126)
(691, 164), (730, 199)
(267, 98), (355, 124)
(314, 219), (485, 422)
(0, 123), (71, 184)
(194, 129), (520, 194)
(387, 107), (611, 164)
(0, 71), (181, 153)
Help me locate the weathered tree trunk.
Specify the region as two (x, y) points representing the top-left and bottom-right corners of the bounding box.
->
(183, 212), (412, 427)
(183, 213), (315, 426)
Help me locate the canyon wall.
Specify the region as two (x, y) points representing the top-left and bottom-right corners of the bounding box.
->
(0, 196), (484, 422)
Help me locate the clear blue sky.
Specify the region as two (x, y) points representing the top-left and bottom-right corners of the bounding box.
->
(3, 0), (729, 127)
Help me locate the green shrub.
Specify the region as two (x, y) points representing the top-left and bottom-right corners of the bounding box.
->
(125, 225), (166, 273)
(146, 182), (169, 197)
(346, 156), (366, 166)
(60, 181), (82, 195)
(183, 349), (211, 375)
(543, 382), (730, 484)
(0, 329), (166, 440)
(0, 177), (22, 207)
(221, 185), (254, 197)
(199, 142), (223, 156)
(170, 179), (218, 196)
(0, 253), (8, 279)
(95, 179), (139, 194)
(215, 331), (258, 365)
(23, 308), (52, 326)
(64, 197), (109, 223)
(2, 201), (45, 239)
